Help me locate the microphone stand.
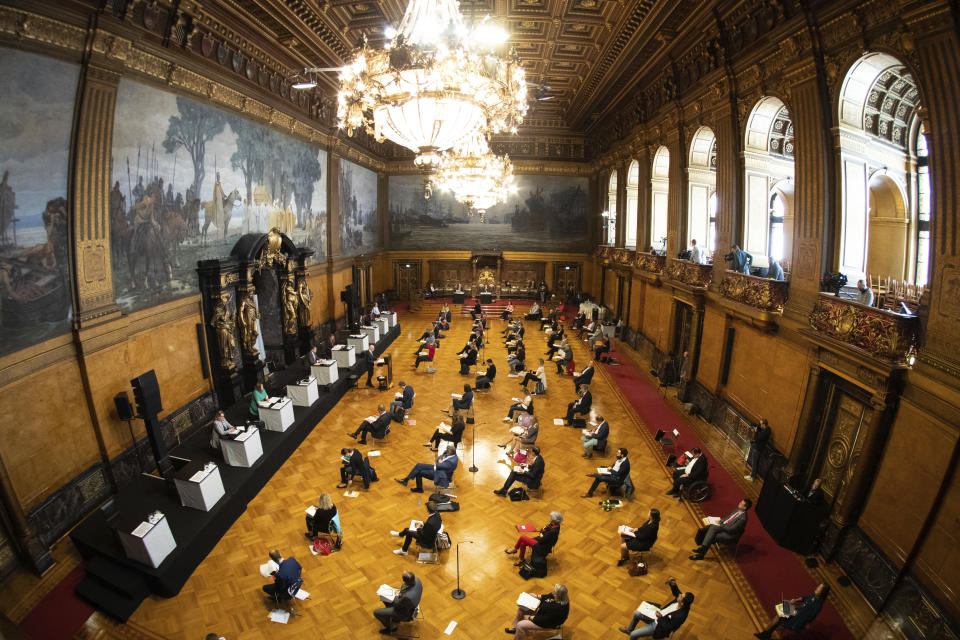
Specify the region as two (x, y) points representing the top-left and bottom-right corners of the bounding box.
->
(451, 540), (474, 599)
(469, 420), (478, 473)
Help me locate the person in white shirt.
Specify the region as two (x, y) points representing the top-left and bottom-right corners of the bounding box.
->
(689, 239), (701, 264)
(856, 280), (874, 306)
(371, 303), (381, 317)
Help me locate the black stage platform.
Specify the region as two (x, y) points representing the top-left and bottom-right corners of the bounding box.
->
(70, 323), (400, 620)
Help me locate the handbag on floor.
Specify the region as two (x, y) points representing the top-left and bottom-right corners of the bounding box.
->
(628, 560), (647, 576)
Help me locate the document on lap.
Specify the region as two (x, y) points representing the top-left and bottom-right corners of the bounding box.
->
(618, 525), (635, 537)
(703, 516), (721, 525)
(597, 467), (609, 474)
(260, 560), (279, 578)
(305, 505), (316, 517)
(516, 592), (541, 610)
(377, 584), (397, 601)
(451, 393), (462, 399)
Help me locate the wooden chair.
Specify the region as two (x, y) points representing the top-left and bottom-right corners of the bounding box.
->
(391, 605), (424, 639)
(526, 626), (562, 639)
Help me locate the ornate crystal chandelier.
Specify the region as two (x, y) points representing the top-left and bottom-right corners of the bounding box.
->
(336, 0), (527, 171)
(433, 130), (515, 219)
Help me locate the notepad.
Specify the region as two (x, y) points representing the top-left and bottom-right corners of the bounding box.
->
(507, 373), (519, 378)
(581, 429), (592, 436)
(451, 393), (462, 399)
(269, 609), (290, 624)
(188, 469), (208, 482)
(343, 490), (359, 498)
(377, 584), (397, 601)
(295, 589), (309, 600)
(597, 467), (610, 474)
(305, 505), (317, 517)
(703, 516), (721, 526)
(131, 522), (152, 538)
(259, 560), (279, 578)
(512, 397), (522, 402)
(618, 525), (635, 537)
(407, 419), (417, 426)
(553, 418), (565, 426)
(368, 450), (381, 456)
(516, 523), (537, 532)
(516, 592), (540, 610)
(444, 621), (458, 635)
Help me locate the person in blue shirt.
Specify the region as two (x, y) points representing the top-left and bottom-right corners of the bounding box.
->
(754, 583), (830, 639)
(261, 550), (302, 602)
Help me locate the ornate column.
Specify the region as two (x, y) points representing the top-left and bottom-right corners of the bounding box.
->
(664, 112), (686, 257)
(710, 85), (741, 289)
(634, 145), (652, 251)
(616, 161), (628, 247)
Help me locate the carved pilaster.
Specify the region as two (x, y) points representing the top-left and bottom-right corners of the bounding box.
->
(665, 124), (685, 257)
(633, 146), (652, 250)
(711, 97), (739, 289)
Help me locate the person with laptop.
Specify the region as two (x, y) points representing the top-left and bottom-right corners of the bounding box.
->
(754, 583), (830, 639)
(618, 577), (693, 638)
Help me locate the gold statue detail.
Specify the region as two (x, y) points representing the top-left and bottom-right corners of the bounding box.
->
(281, 274), (299, 335)
(209, 292), (237, 370)
(237, 289), (260, 357)
(297, 278), (313, 327)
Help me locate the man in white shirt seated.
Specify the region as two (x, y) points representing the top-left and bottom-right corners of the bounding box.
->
(856, 279), (874, 306)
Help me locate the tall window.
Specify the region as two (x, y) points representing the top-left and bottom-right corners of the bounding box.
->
(769, 193), (785, 262)
(708, 192), (718, 253)
(916, 127), (930, 286)
(605, 171), (617, 245)
(625, 160), (639, 248)
(687, 127), (717, 260)
(650, 146), (670, 252)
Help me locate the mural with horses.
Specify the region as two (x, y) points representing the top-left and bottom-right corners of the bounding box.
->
(111, 80), (328, 311)
(338, 158), (378, 257)
(0, 48), (78, 357)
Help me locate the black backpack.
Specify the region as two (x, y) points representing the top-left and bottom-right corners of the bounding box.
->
(436, 501), (460, 512)
(508, 487), (529, 501)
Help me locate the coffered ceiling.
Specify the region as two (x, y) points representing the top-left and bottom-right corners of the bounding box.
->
(210, 0), (708, 137)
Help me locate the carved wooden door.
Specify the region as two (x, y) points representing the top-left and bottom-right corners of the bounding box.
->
(394, 262), (420, 299)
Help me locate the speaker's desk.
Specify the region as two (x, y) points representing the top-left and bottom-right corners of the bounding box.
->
(348, 333), (369, 353)
(287, 377), (318, 407)
(221, 426), (263, 468)
(332, 344), (355, 368)
(258, 396), (295, 431)
(173, 460), (225, 512)
(311, 359), (338, 386)
(114, 510), (177, 569)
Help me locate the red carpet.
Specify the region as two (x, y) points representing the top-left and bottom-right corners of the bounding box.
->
(604, 351), (854, 639)
(19, 566), (93, 639)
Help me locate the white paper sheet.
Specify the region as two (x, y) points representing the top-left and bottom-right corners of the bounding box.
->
(368, 450), (381, 457)
(295, 589), (309, 600)
(259, 560), (279, 577)
(516, 592), (540, 609)
(269, 610), (290, 624)
(553, 418), (564, 426)
(130, 522), (152, 538)
(444, 621), (458, 635)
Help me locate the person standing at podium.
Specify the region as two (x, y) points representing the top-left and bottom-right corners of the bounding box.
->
(250, 382), (268, 418)
(363, 344), (376, 387)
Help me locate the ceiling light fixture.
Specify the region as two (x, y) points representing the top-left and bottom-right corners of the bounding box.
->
(433, 130), (515, 220)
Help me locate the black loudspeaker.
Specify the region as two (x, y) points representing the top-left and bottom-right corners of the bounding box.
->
(114, 392), (134, 420)
(340, 284), (354, 304)
(131, 370), (163, 418)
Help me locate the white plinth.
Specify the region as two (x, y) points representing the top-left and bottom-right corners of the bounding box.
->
(332, 344), (356, 368)
(221, 427), (263, 467)
(117, 515), (176, 568)
(174, 465), (225, 512)
(384, 311), (398, 328)
(259, 397), (295, 432)
(287, 377), (319, 407)
(350, 333), (371, 351)
(375, 317), (389, 336)
(312, 359), (338, 385)
(360, 326), (381, 349)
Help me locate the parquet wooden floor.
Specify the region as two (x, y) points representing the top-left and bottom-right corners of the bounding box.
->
(108, 306), (765, 639)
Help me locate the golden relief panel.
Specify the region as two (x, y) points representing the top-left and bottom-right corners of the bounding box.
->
(664, 258), (713, 289)
(808, 295), (920, 363)
(718, 271), (788, 313)
(635, 252), (665, 274)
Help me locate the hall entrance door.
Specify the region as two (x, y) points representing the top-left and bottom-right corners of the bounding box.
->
(672, 301), (694, 355)
(808, 378), (869, 514)
(553, 262), (581, 296)
(394, 261), (421, 299)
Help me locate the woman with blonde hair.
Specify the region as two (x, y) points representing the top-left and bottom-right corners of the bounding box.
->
(305, 492), (340, 539)
(506, 583), (570, 638)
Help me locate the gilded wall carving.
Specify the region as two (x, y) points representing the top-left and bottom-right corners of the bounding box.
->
(718, 271), (789, 312)
(808, 295), (920, 363)
(664, 258), (713, 288)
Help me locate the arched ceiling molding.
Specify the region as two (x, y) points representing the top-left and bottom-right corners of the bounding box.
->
(652, 146), (671, 178)
(744, 96), (793, 159)
(688, 126), (717, 170)
(627, 159), (640, 187)
(837, 51), (921, 151)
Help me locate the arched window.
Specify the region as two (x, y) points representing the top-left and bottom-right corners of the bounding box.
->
(605, 171), (617, 245)
(650, 146), (670, 252)
(744, 97), (795, 268)
(625, 160), (639, 248)
(837, 52), (924, 286)
(687, 127), (716, 261)
(708, 192), (718, 252)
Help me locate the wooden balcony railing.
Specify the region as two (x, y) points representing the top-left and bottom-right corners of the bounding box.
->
(635, 252), (665, 274)
(719, 270), (789, 313)
(808, 293), (920, 363)
(665, 258), (713, 288)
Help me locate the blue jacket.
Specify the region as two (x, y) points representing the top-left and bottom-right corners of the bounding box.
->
(434, 453), (459, 487)
(401, 385), (415, 409)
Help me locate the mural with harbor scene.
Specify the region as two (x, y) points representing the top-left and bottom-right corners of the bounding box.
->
(111, 80), (327, 311)
(0, 49), (78, 357)
(388, 174), (590, 251)
(338, 158), (378, 256)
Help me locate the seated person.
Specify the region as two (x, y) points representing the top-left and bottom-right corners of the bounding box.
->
(583, 448), (631, 497)
(390, 501), (442, 555)
(471, 301), (482, 320)
(580, 411), (609, 458)
(261, 550), (302, 602)
(374, 571), (422, 634)
(424, 415), (465, 451)
(389, 381), (415, 415)
(395, 444), (459, 492)
(501, 302), (514, 321)
(754, 583), (830, 639)
(619, 578), (693, 639)
(578, 319), (595, 340)
(250, 382), (268, 417)
(666, 448), (708, 498)
(505, 584), (570, 639)
(413, 342), (436, 369)
(459, 345), (478, 375)
(307, 345), (320, 366)
(506, 336), (523, 355)
(494, 447), (544, 496)
(525, 302), (541, 320)
(475, 359), (497, 389)
(444, 383), (474, 415)
(689, 498), (751, 560)
(546, 335), (568, 359)
(209, 410), (238, 450)
(414, 334), (436, 356)
(539, 309), (556, 330)
(504, 395), (534, 421)
(554, 347), (572, 374)
(337, 447), (367, 489)
(417, 325), (438, 343)
(573, 360), (595, 388)
(507, 344), (526, 372)
(347, 405), (390, 444)
(499, 414), (539, 457)
(457, 334), (478, 355)
(305, 492), (339, 539)
(594, 335), (611, 361)
(565, 385), (593, 425)
(618, 508), (660, 566)
(520, 359), (546, 391)
(504, 511), (561, 565)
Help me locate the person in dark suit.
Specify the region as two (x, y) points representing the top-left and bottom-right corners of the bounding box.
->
(471, 300), (482, 320)
(580, 411), (609, 458)
(347, 405), (390, 444)
(307, 345), (319, 365)
(373, 570), (423, 634)
(500, 414), (539, 458)
(337, 447), (366, 488)
(459, 345), (478, 375)
(425, 414), (466, 451)
(389, 381), (415, 415)
(619, 578), (693, 638)
(391, 501), (443, 555)
(618, 508), (660, 566)
(494, 447), (545, 495)
(363, 344), (377, 387)
(504, 511), (562, 564)
(745, 418), (772, 481)
(689, 498), (751, 560)
(594, 335), (611, 361)
(565, 385), (592, 424)
(803, 478), (824, 505)
(583, 448), (631, 497)
(505, 583), (570, 637)
(445, 383), (474, 414)
(476, 359), (497, 389)
(395, 444), (459, 492)
(573, 361), (595, 389)
(754, 583), (830, 639)
(666, 448), (707, 497)
(261, 550), (302, 601)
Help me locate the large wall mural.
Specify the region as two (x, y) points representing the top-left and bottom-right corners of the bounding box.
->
(338, 158), (378, 256)
(111, 80), (328, 311)
(0, 49), (78, 357)
(388, 174), (590, 252)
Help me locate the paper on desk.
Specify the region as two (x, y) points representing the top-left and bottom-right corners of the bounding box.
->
(295, 589), (309, 600)
(516, 592), (541, 610)
(553, 418), (565, 426)
(305, 505), (317, 517)
(377, 584), (396, 601)
(260, 560), (279, 578)
(269, 610), (290, 624)
(343, 490), (360, 498)
(444, 621), (458, 635)
(188, 469), (208, 482)
(131, 522), (152, 538)
(368, 450), (381, 457)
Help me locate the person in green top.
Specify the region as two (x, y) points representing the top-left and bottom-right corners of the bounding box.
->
(250, 381), (268, 417)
